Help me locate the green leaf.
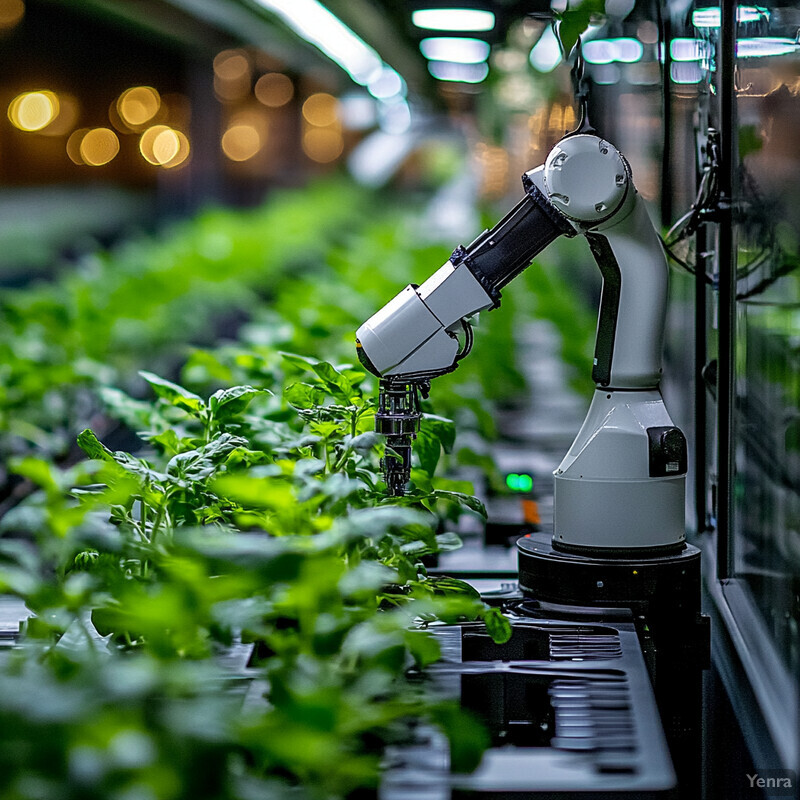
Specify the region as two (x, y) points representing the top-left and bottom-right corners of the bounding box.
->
(347, 432), (380, 453)
(739, 124), (763, 160)
(555, 0), (605, 58)
(145, 429), (189, 456)
(414, 426), (442, 477)
(431, 704), (490, 773)
(339, 562), (397, 599)
(166, 434), (250, 481)
(333, 506), (432, 543)
(139, 370), (206, 415)
(9, 457), (62, 493)
(431, 490), (487, 519)
(284, 382), (326, 409)
(483, 607), (513, 645)
(426, 576), (481, 601)
(404, 629), (441, 668)
(434, 531), (463, 552)
(211, 471), (291, 509)
(424, 414), (456, 453)
(78, 429), (168, 485)
(281, 353), (359, 403)
(311, 360), (360, 403)
(208, 385), (268, 421)
(77, 429), (115, 462)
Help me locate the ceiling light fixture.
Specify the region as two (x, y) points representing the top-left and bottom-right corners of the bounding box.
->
(428, 60), (489, 83)
(582, 37), (643, 65)
(368, 66), (405, 99)
(737, 37), (798, 57)
(420, 36), (490, 63)
(412, 8), (495, 32)
(256, 0), (383, 85)
(670, 38), (711, 62)
(692, 6), (769, 28)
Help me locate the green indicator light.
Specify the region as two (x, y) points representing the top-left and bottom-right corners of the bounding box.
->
(506, 473), (533, 492)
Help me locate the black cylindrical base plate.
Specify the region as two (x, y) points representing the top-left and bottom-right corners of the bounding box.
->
(518, 532), (701, 621)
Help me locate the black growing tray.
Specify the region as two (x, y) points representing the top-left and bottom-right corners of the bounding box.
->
(382, 603), (676, 799)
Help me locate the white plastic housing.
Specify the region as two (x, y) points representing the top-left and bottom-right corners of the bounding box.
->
(355, 261), (493, 376)
(553, 389), (686, 550)
(543, 136), (629, 223)
(594, 197), (669, 389)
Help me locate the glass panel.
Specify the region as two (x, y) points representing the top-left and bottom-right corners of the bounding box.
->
(731, 3), (800, 674)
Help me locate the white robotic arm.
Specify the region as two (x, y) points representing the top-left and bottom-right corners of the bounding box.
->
(356, 134), (687, 554)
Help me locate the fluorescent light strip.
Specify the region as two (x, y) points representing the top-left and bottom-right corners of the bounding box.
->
(256, 0), (384, 85)
(692, 6), (770, 28)
(412, 8), (495, 32)
(428, 60), (489, 83)
(420, 36), (490, 63)
(737, 37), (798, 57)
(670, 61), (703, 84)
(583, 38), (643, 65)
(368, 66), (405, 99)
(670, 38), (711, 62)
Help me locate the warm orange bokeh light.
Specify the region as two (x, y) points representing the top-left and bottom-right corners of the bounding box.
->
(8, 90), (59, 131)
(66, 128), (90, 165)
(255, 73), (294, 108)
(214, 50), (250, 81)
(162, 130), (190, 169)
(302, 93), (339, 127)
(139, 124), (190, 168)
(0, 0), (24, 30)
(79, 128), (120, 166)
(139, 124), (172, 164)
(152, 128), (180, 165)
(302, 128), (344, 163)
(221, 124), (262, 161)
(117, 86), (161, 129)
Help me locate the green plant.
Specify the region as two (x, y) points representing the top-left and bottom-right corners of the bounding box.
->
(0, 179), (370, 460)
(0, 350), (509, 798)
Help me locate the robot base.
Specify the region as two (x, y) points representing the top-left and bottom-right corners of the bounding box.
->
(517, 532), (708, 798)
(517, 531), (700, 617)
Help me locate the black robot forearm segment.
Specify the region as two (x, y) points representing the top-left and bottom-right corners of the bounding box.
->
(355, 180), (571, 382)
(452, 181), (576, 301)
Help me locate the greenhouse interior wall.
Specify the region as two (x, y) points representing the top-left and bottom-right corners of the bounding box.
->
(0, 0), (798, 798)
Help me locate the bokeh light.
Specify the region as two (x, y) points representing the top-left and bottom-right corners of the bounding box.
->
(79, 128), (120, 166)
(137, 124), (190, 168)
(117, 86), (161, 129)
(8, 90), (60, 131)
(66, 128), (90, 165)
(214, 49), (251, 102)
(152, 128), (180, 164)
(302, 128), (344, 163)
(162, 130), (190, 169)
(254, 73), (294, 107)
(213, 49), (250, 81)
(39, 93), (79, 136)
(222, 124), (262, 161)
(302, 93), (339, 127)
(0, 0), (24, 30)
